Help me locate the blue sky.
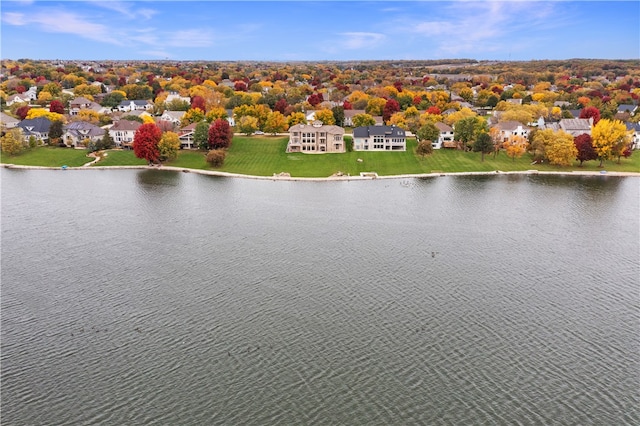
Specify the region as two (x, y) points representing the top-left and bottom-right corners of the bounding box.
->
(1, 1), (638, 61)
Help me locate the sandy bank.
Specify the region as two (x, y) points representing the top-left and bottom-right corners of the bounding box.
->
(3, 163), (640, 180)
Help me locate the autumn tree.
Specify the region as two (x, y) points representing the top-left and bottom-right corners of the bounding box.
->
(181, 108), (205, 127)
(579, 106), (600, 124)
(454, 116), (485, 150)
(237, 115), (259, 135)
(365, 97), (386, 116)
(383, 98), (400, 123)
(158, 131), (180, 162)
(1, 128), (26, 155)
(503, 136), (528, 162)
(205, 107), (228, 123)
(206, 149), (226, 167)
(133, 123), (162, 164)
(473, 132), (494, 162)
(264, 111), (288, 134)
(49, 99), (65, 114)
(545, 131), (577, 166)
(208, 118), (233, 149)
(16, 105), (31, 120)
(591, 119), (629, 166)
(287, 112), (306, 127)
(314, 108), (335, 125)
(415, 140), (433, 158)
(191, 95), (206, 112)
(574, 134), (597, 166)
(352, 113), (376, 128)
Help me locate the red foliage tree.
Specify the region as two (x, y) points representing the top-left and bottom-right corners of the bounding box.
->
(574, 134), (597, 166)
(412, 96), (422, 106)
(234, 81), (247, 92)
(49, 100), (65, 114)
(133, 123), (162, 164)
(342, 100), (352, 110)
(579, 106), (601, 125)
(427, 106), (441, 115)
(307, 93), (323, 107)
(16, 85), (26, 94)
(208, 118), (233, 149)
(383, 98), (400, 123)
(16, 105), (31, 120)
(274, 98), (288, 114)
(191, 95), (206, 112)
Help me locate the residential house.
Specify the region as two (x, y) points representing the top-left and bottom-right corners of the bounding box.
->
(352, 125), (406, 151)
(63, 121), (105, 147)
(226, 109), (235, 127)
(432, 122), (454, 149)
(343, 109), (383, 126)
(108, 119), (142, 148)
(1, 112), (20, 129)
(559, 118), (592, 137)
(286, 121), (345, 153)
(164, 92), (191, 106)
(69, 97), (93, 115)
(159, 110), (186, 127)
(17, 117), (51, 143)
(117, 100), (153, 112)
(625, 122), (640, 150)
(5, 93), (32, 106)
(617, 104), (637, 116)
(178, 122), (198, 149)
(491, 121), (532, 143)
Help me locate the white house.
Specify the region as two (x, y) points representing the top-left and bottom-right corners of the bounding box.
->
(352, 125), (406, 151)
(108, 119), (142, 148)
(491, 120), (532, 142)
(433, 122), (454, 149)
(63, 121), (105, 147)
(117, 100), (153, 112)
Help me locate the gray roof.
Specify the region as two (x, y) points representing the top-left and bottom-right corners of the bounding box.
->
(64, 121), (105, 137)
(17, 117), (52, 134)
(353, 125), (406, 138)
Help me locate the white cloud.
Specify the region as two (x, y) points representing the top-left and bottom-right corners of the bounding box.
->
(85, 1), (158, 20)
(166, 29), (215, 48)
(339, 32), (386, 49)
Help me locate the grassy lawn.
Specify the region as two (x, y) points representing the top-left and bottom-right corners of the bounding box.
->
(0, 146), (93, 167)
(4, 138), (640, 176)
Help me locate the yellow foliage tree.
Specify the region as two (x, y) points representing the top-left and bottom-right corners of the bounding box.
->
(444, 107), (476, 126)
(206, 107), (228, 123)
(26, 109), (66, 123)
(264, 111), (288, 134)
(77, 109), (101, 124)
(591, 119), (631, 166)
(388, 112), (407, 129)
(1, 128), (26, 155)
(287, 112), (306, 127)
(545, 130), (577, 166)
(503, 135), (528, 162)
(141, 114), (156, 125)
(158, 131), (180, 162)
(314, 108), (335, 125)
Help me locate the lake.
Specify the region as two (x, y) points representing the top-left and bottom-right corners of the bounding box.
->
(1, 169), (638, 425)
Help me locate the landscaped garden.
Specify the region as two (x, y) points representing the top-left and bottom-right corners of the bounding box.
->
(2, 136), (639, 176)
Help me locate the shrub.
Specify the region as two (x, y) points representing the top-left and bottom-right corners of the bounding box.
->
(416, 140), (433, 158)
(206, 149), (226, 167)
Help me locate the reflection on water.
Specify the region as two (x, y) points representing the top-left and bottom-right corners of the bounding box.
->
(1, 169), (638, 425)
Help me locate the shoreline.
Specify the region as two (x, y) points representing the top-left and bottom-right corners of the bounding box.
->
(3, 163), (640, 180)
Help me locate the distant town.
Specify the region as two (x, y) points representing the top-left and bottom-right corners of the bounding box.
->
(1, 59), (639, 170)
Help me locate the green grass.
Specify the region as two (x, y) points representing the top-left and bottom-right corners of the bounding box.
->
(4, 138), (640, 176)
(0, 146), (93, 167)
(94, 149), (148, 166)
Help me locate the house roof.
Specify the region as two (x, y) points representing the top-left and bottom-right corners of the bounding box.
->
(289, 121), (344, 134)
(559, 118), (591, 131)
(617, 104), (637, 113)
(118, 100), (151, 106)
(64, 121), (105, 137)
(110, 120), (142, 131)
(1, 112), (20, 126)
(353, 125), (406, 138)
(434, 122), (453, 132)
(493, 120), (530, 131)
(69, 96), (93, 106)
(161, 111), (186, 121)
(625, 122), (640, 132)
(17, 117), (52, 133)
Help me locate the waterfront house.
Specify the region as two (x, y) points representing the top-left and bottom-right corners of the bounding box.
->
(433, 122), (454, 149)
(352, 125), (406, 151)
(491, 121), (532, 143)
(286, 121), (345, 153)
(108, 119), (142, 148)
(178, 122), (198, 149)
(63, 121), (105, 147)
(17, 117), (51, 143)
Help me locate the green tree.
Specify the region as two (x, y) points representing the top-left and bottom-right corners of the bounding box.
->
(473, 132), (494, 162)
(49, 120), (64, 145)
(416, 122), (440, 144)
(158, 131), (180, 162)
(332, 106), (345, 127)
(454, 116), (484, 150)
(194, 121), (210, 150)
